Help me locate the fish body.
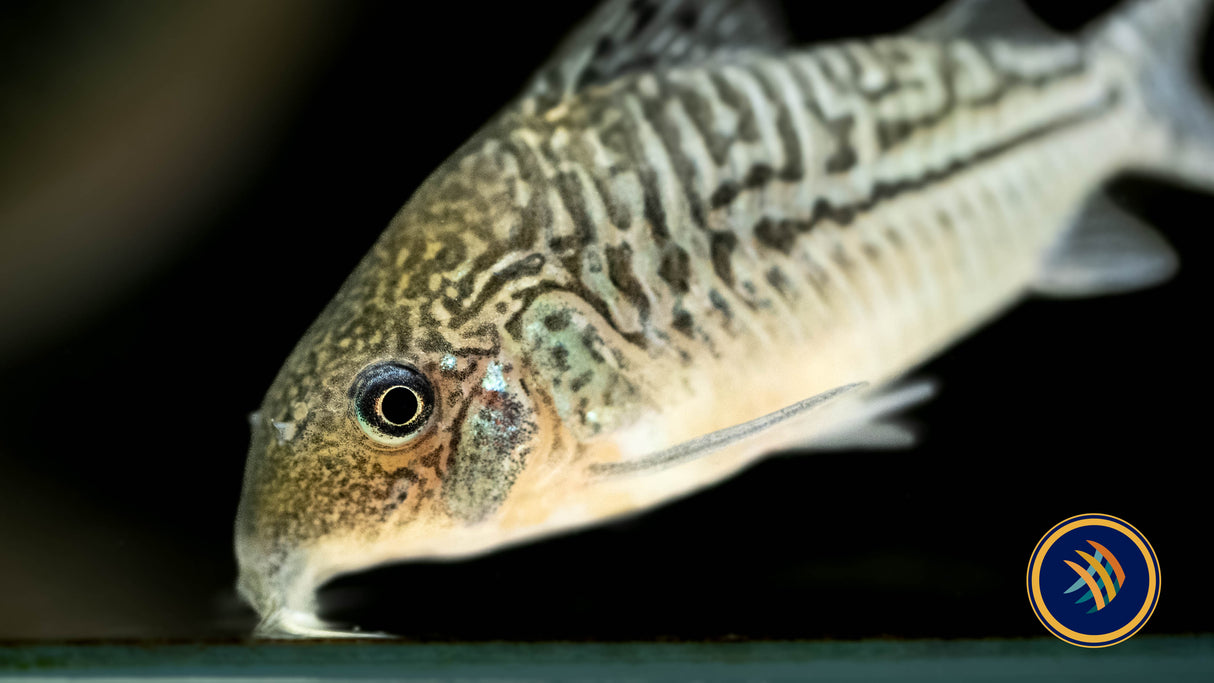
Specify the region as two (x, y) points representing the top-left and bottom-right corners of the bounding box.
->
(236, 0), (1213, 635)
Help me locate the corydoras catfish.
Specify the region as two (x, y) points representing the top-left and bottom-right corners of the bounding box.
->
(236, 0), (1214, 636)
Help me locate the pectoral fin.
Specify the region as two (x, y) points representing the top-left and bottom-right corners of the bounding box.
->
(592, 379), (935, 479)
(1033, 193), (1178, 298)
(785, 379), (936, 452)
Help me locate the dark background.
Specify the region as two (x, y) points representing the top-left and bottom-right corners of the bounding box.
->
(0, 0), (1208, 640)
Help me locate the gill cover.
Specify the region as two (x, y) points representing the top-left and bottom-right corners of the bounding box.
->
(442, 361), (540, 523)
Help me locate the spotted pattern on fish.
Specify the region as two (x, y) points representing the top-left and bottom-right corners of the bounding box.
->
(260, 34), (1111, 500)
(396, 38), (1094, 352)
(238, 8), (1172, 620)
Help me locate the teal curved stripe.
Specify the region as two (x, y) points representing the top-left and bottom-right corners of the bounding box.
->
(1064, 550), (1105, 594)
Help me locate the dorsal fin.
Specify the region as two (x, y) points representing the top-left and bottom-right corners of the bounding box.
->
(914, 0), (1056, 41)
(517, 0), (788, 116)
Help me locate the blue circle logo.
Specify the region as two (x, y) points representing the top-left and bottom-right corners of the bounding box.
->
(1027, 514), (1160, 647)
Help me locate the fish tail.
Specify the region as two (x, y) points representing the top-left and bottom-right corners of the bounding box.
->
(1088, 0), (1214, 190)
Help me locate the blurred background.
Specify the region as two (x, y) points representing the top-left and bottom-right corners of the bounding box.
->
(0, 0), (1209, 640)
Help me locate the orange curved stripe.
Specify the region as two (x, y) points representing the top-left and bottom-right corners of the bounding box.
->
(1065, 559), (1106, 610)
(1076, 550), (1117, 603)
(1088, 540), (1125, 586)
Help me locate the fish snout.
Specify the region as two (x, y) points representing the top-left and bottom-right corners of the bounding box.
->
(234, 528), (330, 634)
(234, 428), (321, 629)
(236, 533), (392, 638)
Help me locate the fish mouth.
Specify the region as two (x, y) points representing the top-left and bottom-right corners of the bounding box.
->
(236, 553), (308, 632)
(238, 564), (388, 638)
(234, 541), (335, 637)
(233, 517), (552, 637)
(236, 539), (405, 638)
(253, 607), (389, 639)
(234, 541), (464, 638)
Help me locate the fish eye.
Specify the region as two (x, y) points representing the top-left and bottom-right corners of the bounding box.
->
(350, 362), (435, 447)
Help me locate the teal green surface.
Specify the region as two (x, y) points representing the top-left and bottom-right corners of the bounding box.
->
(2, 636), (1212, 680)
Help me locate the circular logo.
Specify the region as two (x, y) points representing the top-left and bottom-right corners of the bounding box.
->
(1027, 513), (1160, 647)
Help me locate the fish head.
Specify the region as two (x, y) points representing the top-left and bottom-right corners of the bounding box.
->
(235, 296), (553, 635)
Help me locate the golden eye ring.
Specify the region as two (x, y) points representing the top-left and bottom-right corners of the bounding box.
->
(350, 362), (435, 446)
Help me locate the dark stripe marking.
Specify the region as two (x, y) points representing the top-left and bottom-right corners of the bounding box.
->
(748, 87), (1123, 255)
(605, 241), (653, 319)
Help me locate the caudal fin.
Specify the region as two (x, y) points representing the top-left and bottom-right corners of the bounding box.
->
(1088, 0), (1214, 190)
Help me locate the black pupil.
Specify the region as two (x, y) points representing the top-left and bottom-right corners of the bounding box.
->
(380, 386), (419, 426)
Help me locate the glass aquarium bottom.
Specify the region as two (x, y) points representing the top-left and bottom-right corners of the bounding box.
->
(2, 635), (1211, 681)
